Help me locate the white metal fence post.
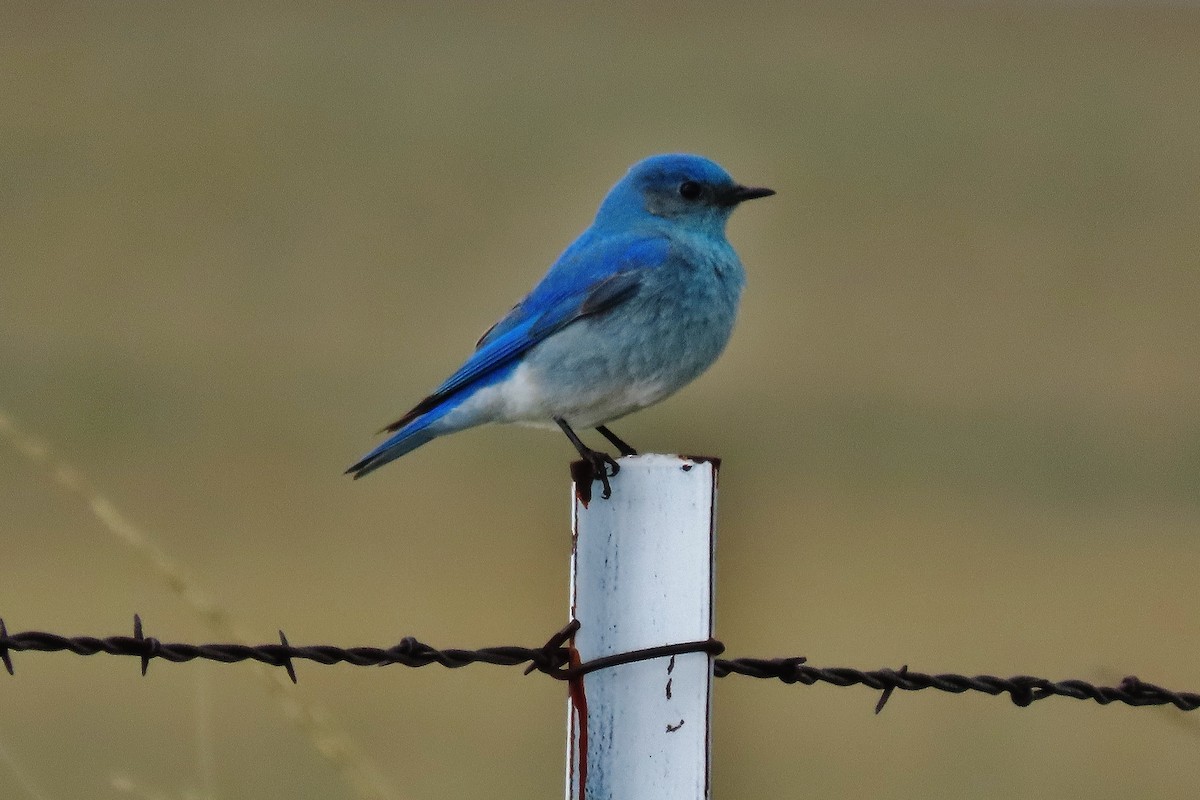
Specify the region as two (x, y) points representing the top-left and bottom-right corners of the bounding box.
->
(566, 454), (718, 800)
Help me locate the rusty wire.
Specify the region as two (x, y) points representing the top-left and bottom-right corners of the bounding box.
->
(1, 616), (1196, 714)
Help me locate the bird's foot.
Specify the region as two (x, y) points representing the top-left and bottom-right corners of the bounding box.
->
(569, 448), (620, 504)
(556, 416), (622, 503)
(586, 447), (620, 499)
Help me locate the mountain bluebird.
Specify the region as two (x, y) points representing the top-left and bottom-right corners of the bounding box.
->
(347, 153), (773, 498)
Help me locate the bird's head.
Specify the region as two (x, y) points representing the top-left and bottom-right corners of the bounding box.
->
(595, 153), (774, 233)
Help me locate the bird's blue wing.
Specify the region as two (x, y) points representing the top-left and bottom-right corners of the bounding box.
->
(378, 232), (670, 434)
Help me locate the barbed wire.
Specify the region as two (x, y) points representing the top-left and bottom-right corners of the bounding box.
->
(2, 616), (1196, 714)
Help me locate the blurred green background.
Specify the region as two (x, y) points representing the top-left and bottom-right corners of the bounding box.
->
(2, 3), (1198, 799)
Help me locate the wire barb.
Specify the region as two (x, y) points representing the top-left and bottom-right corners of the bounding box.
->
(0, 620), (1195, 713)
(277, 630), (298, 684)
(133, 614), (156, 676)
(0, 618), (13, 675)
(523, 619), (579, 676)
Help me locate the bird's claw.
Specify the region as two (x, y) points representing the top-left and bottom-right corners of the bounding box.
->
(570, 449), (619, 502)
(588, 450), (619, 499)
(558, 417), (624, 502)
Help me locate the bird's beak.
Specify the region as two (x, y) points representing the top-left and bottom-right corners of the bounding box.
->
(720, 184), (776, 206)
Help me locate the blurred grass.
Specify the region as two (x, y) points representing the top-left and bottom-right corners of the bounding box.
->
(1, 3), (1198, 799)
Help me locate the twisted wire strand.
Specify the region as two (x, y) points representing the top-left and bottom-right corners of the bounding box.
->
(2, 617), (1195, 713)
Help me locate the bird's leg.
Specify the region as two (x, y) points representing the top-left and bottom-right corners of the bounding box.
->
(555, 417), (619, 499)
(595, 425), (637, 457)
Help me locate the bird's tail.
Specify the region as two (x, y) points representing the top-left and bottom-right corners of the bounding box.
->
(345, 400), (461, 479)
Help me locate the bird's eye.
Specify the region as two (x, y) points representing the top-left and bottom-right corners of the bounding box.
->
(678, 180), (702, 201)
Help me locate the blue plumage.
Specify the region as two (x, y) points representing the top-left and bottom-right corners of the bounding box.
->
(347, 154), (773, 497)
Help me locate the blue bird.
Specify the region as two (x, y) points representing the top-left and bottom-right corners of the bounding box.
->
(347, 153), (773, 498)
